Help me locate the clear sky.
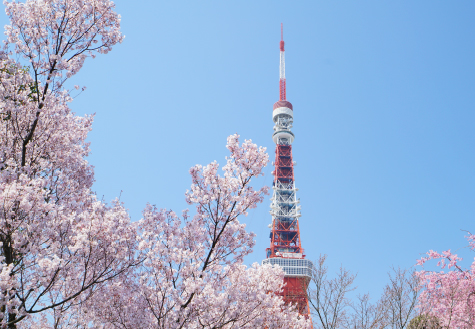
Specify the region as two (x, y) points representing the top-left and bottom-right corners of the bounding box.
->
(3, 1), (474, 300)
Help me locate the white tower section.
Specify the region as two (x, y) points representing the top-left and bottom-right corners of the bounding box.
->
(272, 106), (294, 145)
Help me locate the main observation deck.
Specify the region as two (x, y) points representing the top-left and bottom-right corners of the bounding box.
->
(262, 257), (313, 278)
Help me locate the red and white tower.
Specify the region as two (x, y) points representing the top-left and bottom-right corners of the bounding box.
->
(262, 24), (313, 317)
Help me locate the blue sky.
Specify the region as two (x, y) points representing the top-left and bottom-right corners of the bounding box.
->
(4, 1), (474, 300)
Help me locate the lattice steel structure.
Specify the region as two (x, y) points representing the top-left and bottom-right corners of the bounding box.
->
(263, 24), (313, 318)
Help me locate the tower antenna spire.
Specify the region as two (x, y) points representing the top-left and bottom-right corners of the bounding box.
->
(279, 24), (286, 100)
(281, 23), (283, 42)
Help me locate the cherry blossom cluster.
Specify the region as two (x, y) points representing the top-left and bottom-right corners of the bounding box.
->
(416, 233), (475, 328)
(0, 0), (135, 327)
(0, 56), (139, 327)
(75, 135), (310, 329)
(4, 0), (124, 94)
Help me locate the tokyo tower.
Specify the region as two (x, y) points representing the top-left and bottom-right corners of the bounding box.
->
(262, 24), (313, 317)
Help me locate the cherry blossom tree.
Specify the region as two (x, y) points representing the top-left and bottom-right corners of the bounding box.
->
(66, 134), (311, 329)
(0, 0), (140, 328)
(416, 232), (475, 328)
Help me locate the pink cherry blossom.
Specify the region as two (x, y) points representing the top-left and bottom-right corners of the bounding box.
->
(416, 233), (475, 328)
(74, 135), (310, 329)
(0, 0), (133, 327)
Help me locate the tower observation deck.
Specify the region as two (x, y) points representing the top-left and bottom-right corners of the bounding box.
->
(262, 24), (313, 317)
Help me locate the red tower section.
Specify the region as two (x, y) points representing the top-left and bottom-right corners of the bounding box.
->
(262, 25), (313, 318)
